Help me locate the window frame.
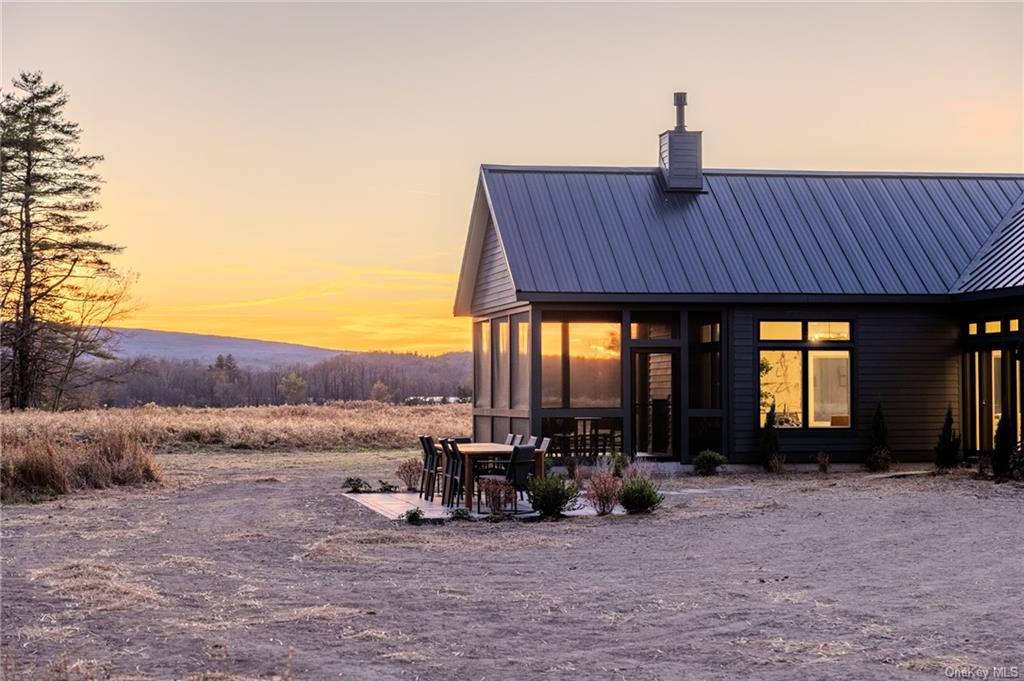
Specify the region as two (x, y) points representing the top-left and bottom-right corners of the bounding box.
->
(757, 319), (854, 430)
(541, 313), (622, 410)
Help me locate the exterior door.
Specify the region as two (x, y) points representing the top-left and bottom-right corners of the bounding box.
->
(632, 349), (679, 459)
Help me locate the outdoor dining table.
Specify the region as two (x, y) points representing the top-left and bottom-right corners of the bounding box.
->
(437, 442), (545, 509)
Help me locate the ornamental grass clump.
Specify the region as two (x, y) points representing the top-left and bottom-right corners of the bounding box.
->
(618, 473), (663, 514)
(585, 472), (621, 516)
(395, 458), (422, 491)
(527, 475), (581, 519)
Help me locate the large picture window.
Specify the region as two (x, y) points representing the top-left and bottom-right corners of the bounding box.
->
(474, 321), (491, 408)
(510, 314), (530, 409)
(758, 320), (851, 429)
(491, 318), (509, 408)
(542, 316), (621, 408)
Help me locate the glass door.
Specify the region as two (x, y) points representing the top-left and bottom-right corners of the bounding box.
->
(632, 350), (678, 459)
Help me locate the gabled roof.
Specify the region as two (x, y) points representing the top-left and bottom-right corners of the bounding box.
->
(953, 191), (1024, 295)
(454, 166), (1024, 314)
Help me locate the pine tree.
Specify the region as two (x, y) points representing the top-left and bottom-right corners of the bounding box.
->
(992, 415), (1013, 480)
(866, 403), (892, 471)
(1, 72), (126, 409)
(934, 404), (961, 470)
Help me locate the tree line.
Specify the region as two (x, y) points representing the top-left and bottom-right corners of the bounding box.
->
(68, 350), (471, 408)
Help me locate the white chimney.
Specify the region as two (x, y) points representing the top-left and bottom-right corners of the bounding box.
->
(658, 92), (703, 192)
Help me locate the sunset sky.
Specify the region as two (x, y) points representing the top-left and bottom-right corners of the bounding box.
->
(2, 2), (1021, 354)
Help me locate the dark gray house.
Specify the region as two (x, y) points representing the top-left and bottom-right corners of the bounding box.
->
(454, 93), (1024, 464)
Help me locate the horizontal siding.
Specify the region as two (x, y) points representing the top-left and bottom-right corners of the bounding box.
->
(731, 305), (960, 463)
(471, 220), (518, 316)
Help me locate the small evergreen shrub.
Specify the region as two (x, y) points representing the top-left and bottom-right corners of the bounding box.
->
(934, 405), (961, 470)
(759, 402), (784, 473)
(817, 451), (830, 474)
(866, 403), (892, 472)
(395, 458), (423, 491)
(342, 477), (372, 493)
(400, 507), (424, 525)
(447, 507), (474, 522)
(618, 474), (664, 514)
(992, 415), (1013, 480)
(585, 472), (621, 515)
(610, 451), (631, 478)
(377, 480), (399, 493)
(527, 475), (581, 518)
(693, 450), (727, 476)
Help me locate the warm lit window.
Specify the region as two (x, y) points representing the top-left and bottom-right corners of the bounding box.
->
(808, 321), (850, 342)
(808, 351), (851, 427)
(760, 350), (803, 427)
(758, 318), (852, 429)
(542, 317), (621, 408)
(985, 320), (1002, 334)
(968, 323), (978, 335)
(630, 312), (679, 340)
(491, 318), (509, 408)
(474, 321), (491, 408)
(759, 321), (802, 341)
(1010, 319), (1020, 333)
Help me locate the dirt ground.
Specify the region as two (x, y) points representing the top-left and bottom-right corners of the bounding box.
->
(2, 450), (1022, 681)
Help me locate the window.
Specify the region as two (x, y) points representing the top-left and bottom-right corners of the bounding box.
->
(631, 313), (679, 340)
(492, 318), (509, 408)
(542, 316), (621, 408)
(968, 323), (978, 336)
(474, 321), (491, 408)
(510, 314), (530, 409)
(690, 312), (721, 409)
(758, 319), (852, 429)
(808, 351), (851, 427)
(760, 350), (803, 427)
(759, 321), (802, 341)
(985, 320), (1002, 334)
(1011, 319), (1020, 333)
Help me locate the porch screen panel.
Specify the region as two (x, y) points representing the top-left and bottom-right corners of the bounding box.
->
(474, 321), (491, 408)
(541, 322), (564, 408)
(492, 318), (509, 408)
(568, 322), (621, 408)
(808, 350), (851, 428)
(511, 314), (530, 409)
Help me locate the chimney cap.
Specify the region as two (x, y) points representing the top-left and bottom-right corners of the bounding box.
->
(674, 92), (687, 106)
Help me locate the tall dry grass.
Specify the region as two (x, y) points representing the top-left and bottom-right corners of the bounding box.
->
(2, 401), (471, 453)
(2, 415), (162, 502)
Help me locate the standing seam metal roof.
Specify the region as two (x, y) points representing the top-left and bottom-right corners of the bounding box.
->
(478, 166), (1024, 297)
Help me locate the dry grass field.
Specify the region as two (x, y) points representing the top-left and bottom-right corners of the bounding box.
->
(2, 405), (1023, 680)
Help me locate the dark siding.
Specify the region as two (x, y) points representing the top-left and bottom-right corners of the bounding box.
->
(731, 305), (960, 463)
(471, 219), (517, 315)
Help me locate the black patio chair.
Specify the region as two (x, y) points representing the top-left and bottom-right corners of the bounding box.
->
(440, 438), (465, 508)
(476, 444), (535, 514)
(537, 437), (551, 455)
(503, 433), (516, 445)
(418, 435), (439, 501)
(511, 434), (524, 446)
(524, 436), (538, 447)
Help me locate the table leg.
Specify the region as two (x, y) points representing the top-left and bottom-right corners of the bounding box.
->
(463, 454), (474, 509)
(534, 452), (545, 480)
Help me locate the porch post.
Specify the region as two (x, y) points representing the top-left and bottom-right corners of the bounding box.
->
(622, 309), (633, 459)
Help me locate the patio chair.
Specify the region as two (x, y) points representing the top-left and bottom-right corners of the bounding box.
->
(476, 444), (535, 514)
(524, 436), (538, 447)
(440, 439), (465, 508)
(537, 437), (551, 455)
(418, 436), (439, 502)
(503, 434), (516, 445)
(511, 434), (524, 446)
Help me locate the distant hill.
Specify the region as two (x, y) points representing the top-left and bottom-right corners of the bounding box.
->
(111, 328), (345, 369)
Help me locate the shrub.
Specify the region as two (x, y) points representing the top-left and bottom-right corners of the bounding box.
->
(759, 402), (784, 473)
(866, 403), (892, 472)
(992, 415), (1013, 480)
(934, 405), (961, 470)
(817, 451), (830, 474)
(400, 507), (424, 525)
(479, 478), (514, 515)
(693, 450), (727, 476)
(585, 472), (621, 515)
(342, 477), (372, 493)
(447, 507), (474, 522)
(0, 438), (71, 501)
(618, 474), (663, 514)
(527, 475), (581, 518)
(395, 458), (422, 491)
(377, 480), (399, 493)
(610, 451), (630, 478)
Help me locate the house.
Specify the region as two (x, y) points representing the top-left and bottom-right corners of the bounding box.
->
(453, 93), (1024, 464)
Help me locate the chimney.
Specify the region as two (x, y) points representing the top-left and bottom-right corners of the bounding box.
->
(658, 92), (703, 191)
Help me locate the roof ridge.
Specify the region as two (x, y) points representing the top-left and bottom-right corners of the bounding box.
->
(481, 164), (1024, 180)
